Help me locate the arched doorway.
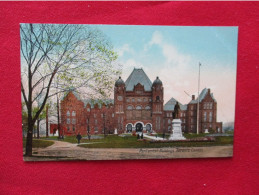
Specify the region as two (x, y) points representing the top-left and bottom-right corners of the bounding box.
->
(136, 123), (143, 133)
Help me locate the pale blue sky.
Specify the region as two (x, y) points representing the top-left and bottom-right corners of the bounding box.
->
(98, 25), (238, 71)
(90, 25), (238, 123)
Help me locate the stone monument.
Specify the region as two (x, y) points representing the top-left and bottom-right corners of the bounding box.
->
(169, 102), (186, 140)
(114, 128), (118, 135)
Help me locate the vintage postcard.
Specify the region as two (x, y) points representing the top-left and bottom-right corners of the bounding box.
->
(21, 24), (237, 161)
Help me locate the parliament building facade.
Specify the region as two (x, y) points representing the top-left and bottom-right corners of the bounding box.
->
(56, 68), (222, 136)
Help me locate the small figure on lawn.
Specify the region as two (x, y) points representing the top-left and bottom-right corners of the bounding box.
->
(76, 132), (82, 144)
(137, 133), (140, 139)
(141, 133), (143, 139)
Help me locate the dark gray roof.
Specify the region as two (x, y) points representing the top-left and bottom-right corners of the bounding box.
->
(164, 97), (187, 111)
(125, 68), (153, 91)
(115, 76), (125, 87)
(153, 76), (163, 85)
(188, 88), (217, 104)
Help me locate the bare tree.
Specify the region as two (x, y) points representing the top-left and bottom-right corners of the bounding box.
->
(21, 23), (121, 156)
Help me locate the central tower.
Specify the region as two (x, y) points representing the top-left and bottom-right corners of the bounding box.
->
(114, 68), (164, 133)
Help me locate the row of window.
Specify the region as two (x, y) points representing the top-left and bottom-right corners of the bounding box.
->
(126, 97), (152, 103)
(166, 113), (173, 117)
(203, 102), (213, 109)
(203, 112), (213, 122)
(127, 105), (151, 110)
(66, 111), (76, 116)
(67, 125), (75, 132)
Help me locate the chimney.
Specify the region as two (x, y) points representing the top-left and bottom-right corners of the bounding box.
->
(192, 95), (195, 100)
(208, 88), (211, 94)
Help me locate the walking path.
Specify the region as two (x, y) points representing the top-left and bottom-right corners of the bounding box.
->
(24, 140), (233, 161)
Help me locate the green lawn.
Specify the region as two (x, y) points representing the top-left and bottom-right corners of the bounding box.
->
(78, 134), (233, 149)
(23, 139), (54, 148)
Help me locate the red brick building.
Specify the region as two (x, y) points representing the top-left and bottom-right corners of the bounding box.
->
(57, 68), (222, 136)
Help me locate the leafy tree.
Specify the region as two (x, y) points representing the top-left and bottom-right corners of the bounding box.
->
(21, 23), (121, 156)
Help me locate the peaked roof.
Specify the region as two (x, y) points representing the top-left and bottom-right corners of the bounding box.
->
(60, 90), (81, 101)
(164, 97), (187, 111)
(125, 68), (153, 91)
(188, 88), (217, 104)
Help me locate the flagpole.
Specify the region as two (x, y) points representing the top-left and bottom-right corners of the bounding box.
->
(197, 62), (201, 134)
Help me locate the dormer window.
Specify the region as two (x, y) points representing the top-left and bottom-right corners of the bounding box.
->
(156, 96), (160, 101)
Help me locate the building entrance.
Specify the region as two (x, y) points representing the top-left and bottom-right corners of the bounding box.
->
(136, 123), (143, 132)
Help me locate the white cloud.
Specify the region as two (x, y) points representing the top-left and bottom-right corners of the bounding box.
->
(144, 31), (236, 123)
(116, 44), (133, 57)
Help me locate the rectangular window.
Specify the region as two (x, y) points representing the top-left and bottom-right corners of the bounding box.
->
(209, 112), (212, 122)
(72, 118), (76, 124)
(204, 112), (207, 122)
(67, 118), (70, 124)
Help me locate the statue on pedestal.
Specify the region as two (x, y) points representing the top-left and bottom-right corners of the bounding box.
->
(173, 101), (180, 119)
(169, 101), (186, 140)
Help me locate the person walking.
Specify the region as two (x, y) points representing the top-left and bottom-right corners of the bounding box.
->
(76, 132), (82, 144)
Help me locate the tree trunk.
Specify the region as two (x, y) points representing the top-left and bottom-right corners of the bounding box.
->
(25, 118), (33, 156)
(37, 119), (40, 139)
(46, 105), (49, 137)
(57, 96), (60, 138)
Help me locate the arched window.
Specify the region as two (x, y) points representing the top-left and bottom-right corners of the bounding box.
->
(72, 111), (76, 116)
(156, 96), (160, 101)
(145, 105), (151, 110)
(136, 105), (142, 110)
(66, 111), (70, 116)
(127, 105), (133, 110)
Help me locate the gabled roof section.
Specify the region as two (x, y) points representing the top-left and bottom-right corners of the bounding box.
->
(125, 68), (152, 91)
(164, 97), (187, 111)
(60, 90), (80, 101)
(188, 88), (217, 104)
